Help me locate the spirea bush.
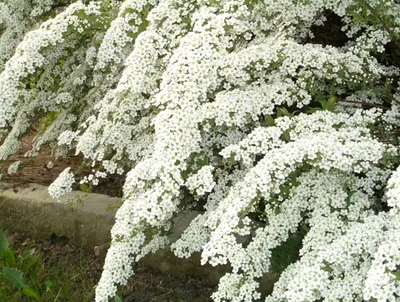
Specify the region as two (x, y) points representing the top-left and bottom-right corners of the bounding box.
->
(1, 0), (400, 301)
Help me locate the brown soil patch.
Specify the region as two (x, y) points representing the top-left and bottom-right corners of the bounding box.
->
(0, 128), (124, 197)
(1, 128), (85, 185)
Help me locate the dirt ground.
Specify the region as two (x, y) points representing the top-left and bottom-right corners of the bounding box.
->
(4, 231), (214, 302)
(1, 128), (124, 197)
(1, 128), (85, 184)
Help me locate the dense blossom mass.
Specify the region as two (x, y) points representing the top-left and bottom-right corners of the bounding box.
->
(0, 0), (400, 301)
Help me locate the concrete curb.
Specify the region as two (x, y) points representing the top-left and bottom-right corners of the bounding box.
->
(0, 182), (278, 294)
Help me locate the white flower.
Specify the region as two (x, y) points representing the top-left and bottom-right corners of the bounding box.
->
(48, 167), (75, 202)
(7, 160), (20, 175)
(46, 161), (54, 169)
(0, 1), (399, 301)
(185, 165), (215, 196)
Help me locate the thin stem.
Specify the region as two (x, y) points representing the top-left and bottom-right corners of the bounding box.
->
(337, 99), (391, 110)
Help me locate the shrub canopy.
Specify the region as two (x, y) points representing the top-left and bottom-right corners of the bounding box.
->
(1, 0), (400, 301)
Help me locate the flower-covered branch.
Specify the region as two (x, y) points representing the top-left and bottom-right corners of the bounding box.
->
(1, 0), (400, 301)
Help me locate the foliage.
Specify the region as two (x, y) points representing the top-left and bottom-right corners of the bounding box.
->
(0, 232), (40, 300)
(0, 231), (96, 301)
(0, 0), (400, 301)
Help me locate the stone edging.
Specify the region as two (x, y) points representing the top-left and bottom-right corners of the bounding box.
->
(0, 182), (278, 294)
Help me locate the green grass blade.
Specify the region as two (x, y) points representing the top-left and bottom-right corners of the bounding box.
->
(22, 285), (40, 300)
(0, 232), (9, 254)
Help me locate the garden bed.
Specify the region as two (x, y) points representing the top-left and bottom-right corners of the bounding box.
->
(0, 230), (215, 301)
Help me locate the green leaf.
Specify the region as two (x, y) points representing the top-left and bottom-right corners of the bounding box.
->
(319, 99), (327, 110)
(80, 183), (92, 193)
(282, 130), (290, 141)
(76, 10), (87, 20)
(326, 96), (336, 111)
(20, 248), (35, 263)
(395, 269), (400, 281)
(322, 260), (334, 273)
(22, 286), (39, 300)
(315, 92), (325, 103)
(115, 295), (123, 302)
(306, 107), (320, 114)
(264, 115), (275, 126)
(2, 267), (26, 290)
(277, 107), (293, 118)
(318, 95), (336, 111)
(0, 232), (9, 254)
(351, 11), (361, 22)
(3, 248), (15, 266)
(196, 153), (209, 167)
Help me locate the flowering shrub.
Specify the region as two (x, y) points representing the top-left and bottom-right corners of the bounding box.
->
(7, 160), (20, 175)
(1, 0), (400, 301)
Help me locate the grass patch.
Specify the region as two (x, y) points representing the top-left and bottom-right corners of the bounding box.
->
(0, 230), (99, 301)
(0, 229), (214, 301)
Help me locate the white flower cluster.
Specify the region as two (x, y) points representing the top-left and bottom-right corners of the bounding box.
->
(0, 0), (58, 72)
(185, 165), (216, 197)
(48, 167), (75, 202)
(46, 161), (54, 169)
(267, 213), (400, 302)
(7, 160), (20, 175)
(0, 1), (102, 128)
(0, 0), (400, 302)
(386, 166), (400, 214)
(364, 231), (400, 301)
(94, 0), (159, 73)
